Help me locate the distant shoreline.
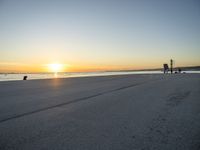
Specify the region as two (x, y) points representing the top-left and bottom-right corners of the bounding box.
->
(108, 65), (200, 72)
(0, 65), (200, 74)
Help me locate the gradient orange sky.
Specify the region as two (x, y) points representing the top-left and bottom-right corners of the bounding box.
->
(1, 0), (200, 73)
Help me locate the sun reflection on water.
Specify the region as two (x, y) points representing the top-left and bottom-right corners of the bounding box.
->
(54, 72), (58, 78)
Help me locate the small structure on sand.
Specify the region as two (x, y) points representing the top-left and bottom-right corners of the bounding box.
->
(163, 64), (169, 74)
(163, 59), (174, 74)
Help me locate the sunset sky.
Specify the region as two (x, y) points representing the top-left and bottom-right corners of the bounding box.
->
(0, 0), (200, 73)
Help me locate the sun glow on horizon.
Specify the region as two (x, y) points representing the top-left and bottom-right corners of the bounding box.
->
(47, 63), (64, 73)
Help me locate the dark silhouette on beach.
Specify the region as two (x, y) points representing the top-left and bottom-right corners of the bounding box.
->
(178, 68), (181, 73)
(23, 76), (28, 80)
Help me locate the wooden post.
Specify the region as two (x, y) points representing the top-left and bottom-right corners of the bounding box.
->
(170, 59), (173, 74)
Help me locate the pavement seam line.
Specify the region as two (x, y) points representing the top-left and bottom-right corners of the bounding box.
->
(0, 78), (160, 123)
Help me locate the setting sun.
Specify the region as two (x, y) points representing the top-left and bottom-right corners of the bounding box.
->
(48, 63), (63, 73)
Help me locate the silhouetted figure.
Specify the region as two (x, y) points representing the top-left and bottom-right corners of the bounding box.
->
(23, 76), (28, 80)
(170, 59), (173, 74)
(163, 64), (169, 74)
(178, 68), (181, 73)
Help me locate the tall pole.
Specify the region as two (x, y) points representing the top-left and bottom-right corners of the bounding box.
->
(170, 59), (173, 74)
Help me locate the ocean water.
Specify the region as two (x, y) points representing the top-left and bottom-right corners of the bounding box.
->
(0, 71), (199, 82)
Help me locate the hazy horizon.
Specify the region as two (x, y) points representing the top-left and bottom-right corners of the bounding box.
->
(1, 0), (200, 73)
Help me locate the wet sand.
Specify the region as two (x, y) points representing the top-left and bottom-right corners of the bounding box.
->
(0, 74), (200, 150)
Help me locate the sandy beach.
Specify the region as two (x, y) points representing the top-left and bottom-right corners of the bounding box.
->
(0, 74), (200, 150)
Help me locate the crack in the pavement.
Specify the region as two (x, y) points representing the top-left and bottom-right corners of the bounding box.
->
(0, 79), (159, 124)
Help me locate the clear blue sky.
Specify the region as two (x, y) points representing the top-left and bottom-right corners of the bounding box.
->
(0, 0), (200, 72)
